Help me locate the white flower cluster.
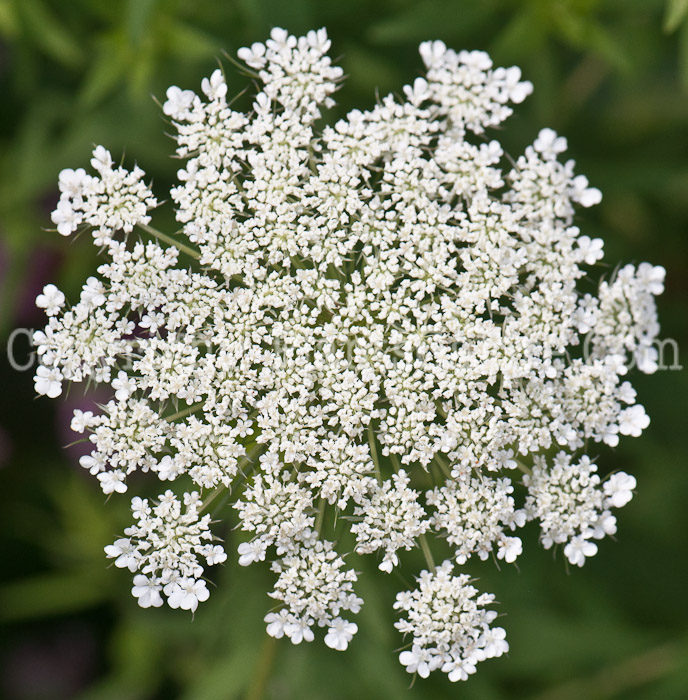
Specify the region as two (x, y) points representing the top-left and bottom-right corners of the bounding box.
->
(235, 470), (315, 565)
(524, 453), (636, 567)
(351, 470), (429, 572)
(395, 561), (508, 681)
(266, 536), (362, 650)
(104, 491), (226, 612)
(32, 28), (663, 681)
(51, 146), (157, 243)
(428, 473), (525, 564)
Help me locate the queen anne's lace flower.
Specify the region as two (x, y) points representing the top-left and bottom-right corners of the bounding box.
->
(32, 28), (663, 680)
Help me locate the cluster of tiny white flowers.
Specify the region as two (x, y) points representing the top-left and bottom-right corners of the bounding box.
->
(266, 535), (363, 650)
(428, 472), (525, 565)
(235, 469), (315, 565)
(395, 560), (508, 681)
(51, 146), (157, 243)
(351, 470), (429, 572)
(523, 453), (636, 567)
(104, 491), (226, 612)
(32, 28), (664, 681)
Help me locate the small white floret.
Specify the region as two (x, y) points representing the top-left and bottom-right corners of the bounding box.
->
(533, 128), (567, 159)
(80, 277), (106, 307)
(399, 645), (436, 678)
(51, 199), (82, 236)
(497, 536), (522, 563)
(163, 86), (196, 120)
(34, 365), (63, 398)
(604, 472), (637, 508)
(166, 577), (210, 613)
(201, 69), (227, 101)
(104, 537), (139, 571)
(237, 540), (266, 566)
(36, 284), (65, 316)
(564, 535), (598, 567)
(577, 235), (604, 265)
(97, 469), (128, 494)
(324, 618), (358, 651)
(132, 574), (163, 608)
(618, 405), (650, 437)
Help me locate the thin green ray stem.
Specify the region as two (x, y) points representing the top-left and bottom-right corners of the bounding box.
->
(201, 485), (225, 512)
(200, 442), (265, 514)
(390, 453), (402, 473)
(367, 422), (383, 485)
(245, 633), (278, 700)
(433, 453), (453, 479)
(138, 222), (200, 260)
(418, 533), (436, 573)
(515, 458), (532, 476)
(315, 498), (326, 535)
(163, 402), (204, 423)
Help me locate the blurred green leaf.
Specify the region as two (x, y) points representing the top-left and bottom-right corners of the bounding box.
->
(163, 20), (221, 59)
(490, 6), (547, 63)
(530, 640), (685, 700)
(14, 0), (85, 67)
(0, 0), (18, 36)
(340, 43), (402, 98)
(79, 34), (130, 108)
(680, 17), (688, 88)
(368, 0), (498, 44)
(664, 0), (688, 32)
(0, 570), (111, 621)
(551, 3), (632, 73)
(126, 0), (157, 46)
(128, 40), (157, 98)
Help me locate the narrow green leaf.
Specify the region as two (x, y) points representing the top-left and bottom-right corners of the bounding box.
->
(0, 570), (111, 621)
(15, 0), (84, 67)
(679, 19), (688, 89)
(664, 0), (688, 33)
(79, 35), (129, 108)
(552, 6), (632, 74)
(163, 20), (220, 59)
(584, 21), (633, 74)
(128, 41), (156, 98)
(126, 0), (157, 46)
(0, 0), (18, 36)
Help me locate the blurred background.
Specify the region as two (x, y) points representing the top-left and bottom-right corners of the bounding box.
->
(1, 0), (687, 698)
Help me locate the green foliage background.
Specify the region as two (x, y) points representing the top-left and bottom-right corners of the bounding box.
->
(1, 1), (687, 698)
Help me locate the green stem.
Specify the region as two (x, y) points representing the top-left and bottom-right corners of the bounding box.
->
(390, 453), (402, 473)
(515, 458), (532, 477)
(232, 442), (266, 490)
(138, 223), (200, 260)
(433, 453), (453, 479)
(201, 443), (264, 514)
(164, 402), (204, 423)
(245, 633), (278, 700)
(315, 498), (326, 535)
(64, 437), (90, 448)
(367, 422), (383, 485)
(200, 486), (225, 512)
(418, 534), (436, 573)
